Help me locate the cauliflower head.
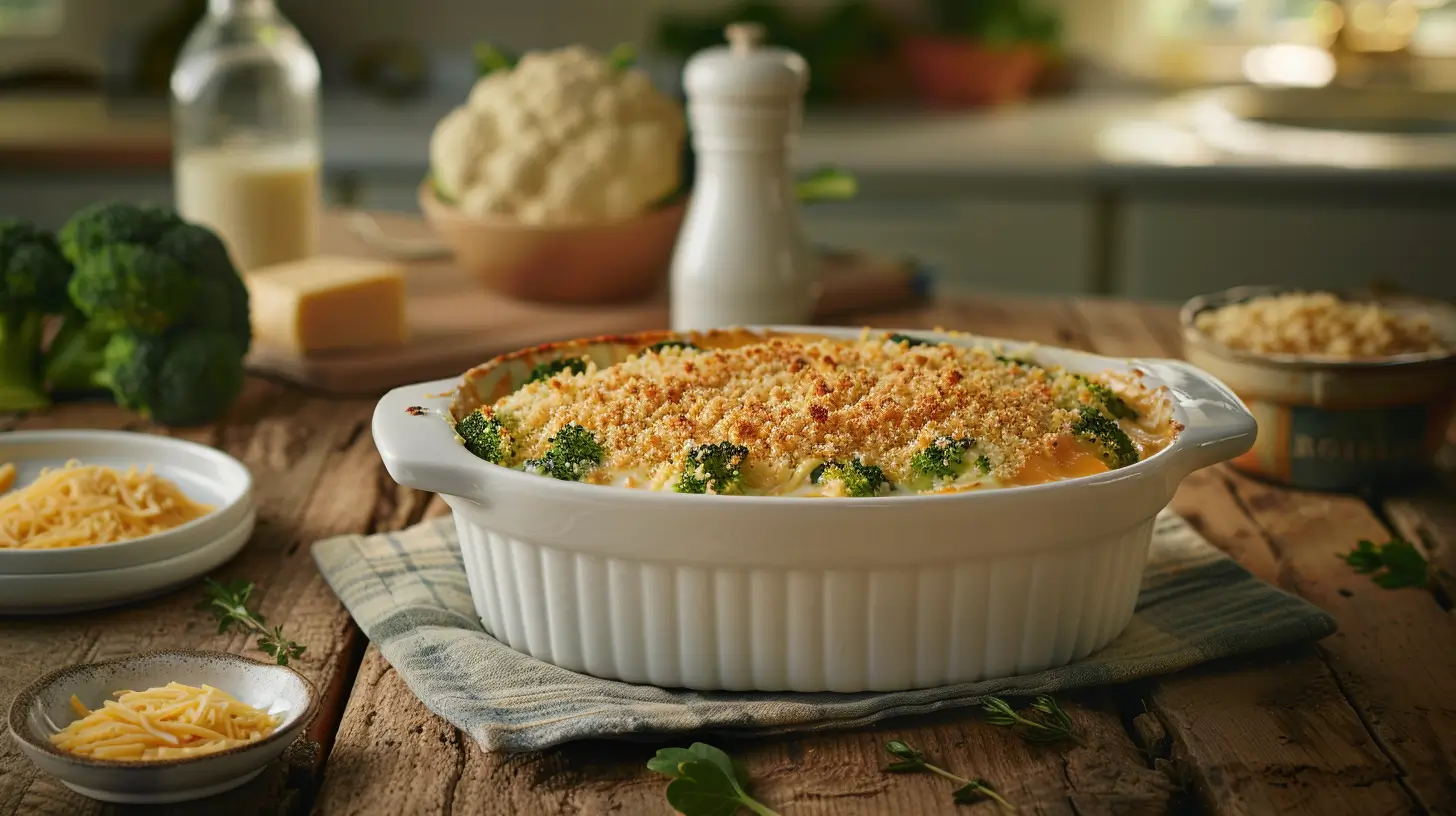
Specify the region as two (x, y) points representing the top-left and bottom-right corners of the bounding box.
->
(429, 45), (685, 225)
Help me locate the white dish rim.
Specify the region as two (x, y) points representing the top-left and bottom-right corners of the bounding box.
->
(0, 510), (255, 614)
(0, 430), (253, 573)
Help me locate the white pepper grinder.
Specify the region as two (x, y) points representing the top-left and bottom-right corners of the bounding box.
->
(670, 23), (819, 331)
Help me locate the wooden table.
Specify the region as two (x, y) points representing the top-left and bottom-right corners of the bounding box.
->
(3, 296), (1454, 816)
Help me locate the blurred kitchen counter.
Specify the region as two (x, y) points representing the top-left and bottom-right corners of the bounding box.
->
(3, 90), (1455, 303)
(3, 90), (1456, 181)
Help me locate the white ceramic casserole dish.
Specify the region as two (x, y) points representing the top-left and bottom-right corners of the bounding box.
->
(372, 326), (1256, 692)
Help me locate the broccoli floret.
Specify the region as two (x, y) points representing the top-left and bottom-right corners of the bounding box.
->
(98, 328), (246, 427)
(675, 441), (748, 494)
(811, 458), (891, 497)
(156, 224), (251, 351)
(887, 333), (930, 347)
(525, 357), (588, 385)
(454, 408), (514, 464)
(0, 220), (72, 411)
(67, 243), (196, 333)
(974, 454), (993, 475)
(1072, 406), (1138, 469)
(523, 423), (604, 481)
(45, 203), (251, 425)
(909, 436), (974, 481)
(57, 200), (180, 266)
(644, 339), (699, 354)
(1072, 374), (1137, 420)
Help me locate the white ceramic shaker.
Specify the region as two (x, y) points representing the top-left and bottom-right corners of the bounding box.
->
(669, 23), (819, 332)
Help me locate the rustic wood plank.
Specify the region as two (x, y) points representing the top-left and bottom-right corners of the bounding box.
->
(319, 646), (1172, 815)
(1157, 470), (1414, 816)
(1226, 471), (1456, 814)
(1074, 303), (1419, 815)
(1382, 478), (1456, 605)
(0, 381), (393, 816)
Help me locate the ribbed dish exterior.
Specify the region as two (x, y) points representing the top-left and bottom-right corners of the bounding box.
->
(454, 515), (1154, 692)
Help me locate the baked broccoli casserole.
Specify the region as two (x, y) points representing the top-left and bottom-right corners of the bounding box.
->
(447, 329), (1179, 497)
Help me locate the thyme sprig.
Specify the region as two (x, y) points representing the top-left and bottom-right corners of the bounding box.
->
(199, 578), (307, 666)
(982, 696), (1081, 745)
(884, 740), (1017, 811)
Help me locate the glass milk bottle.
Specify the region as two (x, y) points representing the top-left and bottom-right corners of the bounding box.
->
(170, 0), (321, 272)
(670, 23), (819, 331)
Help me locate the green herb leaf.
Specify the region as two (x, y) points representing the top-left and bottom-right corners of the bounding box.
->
(981, 695), (1079, 745)
(882, 739), (1016, 812)
(648, 744), (779, 816)
(607, 42), (637, 70)
(1341, 539), (1428, 590)
(472, 42), (518, 76)
(200, 578), (307, 666)
(794, 167), (858, 203)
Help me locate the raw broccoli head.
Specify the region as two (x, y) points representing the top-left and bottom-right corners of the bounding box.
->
(157, 223), (251, 351)
(0, 220), (72, 314)
(0, 219), (72, 411)
(811, 458), (891, 497)
(909, 436), (974, 481)
(58, 200), (180, 267)
(675, 441), (748, 494)
(525, 357), (588, 385)
(98, 328), (246, 427)
(1072, 373), (1137, 420)
(1072, 406), (1138, 469)
(455, 408), (514, 464)
(523, 423), (604, 481)
(68, 243), (197, 334)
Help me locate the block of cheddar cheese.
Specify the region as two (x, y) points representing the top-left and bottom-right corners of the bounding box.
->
(245, 256), (408, 355)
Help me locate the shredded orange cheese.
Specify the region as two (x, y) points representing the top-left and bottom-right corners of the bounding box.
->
(50, 682), (280, 761)
(0, 460), (214, 550)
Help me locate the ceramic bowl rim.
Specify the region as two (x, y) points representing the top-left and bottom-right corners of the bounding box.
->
(1179, 285), (1456, 371)
(7, 649), (319, 770)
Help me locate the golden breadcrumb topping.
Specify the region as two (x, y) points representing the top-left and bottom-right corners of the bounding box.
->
(486, 335), (1165, 491)
(1194, 292), (1446, 359)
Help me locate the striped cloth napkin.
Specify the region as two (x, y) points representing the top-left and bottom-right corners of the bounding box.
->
(313, 511), (1336, 753)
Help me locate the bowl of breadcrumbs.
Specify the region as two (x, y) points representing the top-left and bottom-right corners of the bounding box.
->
(1181, 286), (1456, 491)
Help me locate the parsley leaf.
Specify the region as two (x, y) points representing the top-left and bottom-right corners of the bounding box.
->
(1341, 539), (1428, 590)
(199, 578), (306, 665)
(648, 743), (778, 816)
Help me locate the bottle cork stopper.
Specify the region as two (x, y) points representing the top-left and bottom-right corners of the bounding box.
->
(725, 22), (766, 54)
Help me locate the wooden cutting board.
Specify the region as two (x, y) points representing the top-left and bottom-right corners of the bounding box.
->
(243, 212), (931, 394)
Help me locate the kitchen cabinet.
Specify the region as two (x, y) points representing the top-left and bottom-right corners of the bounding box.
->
(796, 189), (1101, 296)
(1115, 186), (1456, 301)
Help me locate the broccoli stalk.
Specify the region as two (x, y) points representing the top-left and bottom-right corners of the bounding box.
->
(0, 310), (49, 411)
(43, 311), (111, 393)
(523, 424), (604, 481)
(0, 220), (72, 411)
(811, 458), (892, 497)
(675, 442), (748, 494)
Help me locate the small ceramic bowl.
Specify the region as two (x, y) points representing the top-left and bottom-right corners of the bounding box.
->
(8, 650), (318, 805)
(418, 183), (687, 303)
(1181, 286), (1456, 492)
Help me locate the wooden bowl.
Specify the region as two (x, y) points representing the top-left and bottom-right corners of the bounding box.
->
(418, 184), (687, 303)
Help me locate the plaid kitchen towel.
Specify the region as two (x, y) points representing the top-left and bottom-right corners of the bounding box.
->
(313, 511), (1336, 753)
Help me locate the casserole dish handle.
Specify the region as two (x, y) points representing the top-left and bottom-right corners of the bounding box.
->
(372, 378), (486, 500)
(1134, 358), (1258, 475)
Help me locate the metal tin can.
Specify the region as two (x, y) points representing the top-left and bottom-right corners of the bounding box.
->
(1180, 286), (1456, 492)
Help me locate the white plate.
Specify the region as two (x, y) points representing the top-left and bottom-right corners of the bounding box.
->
(0, 512), (255, 615)
(0, 431), (253, 575)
